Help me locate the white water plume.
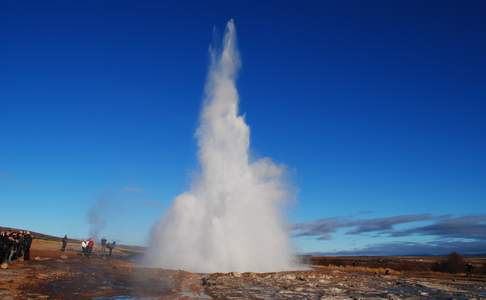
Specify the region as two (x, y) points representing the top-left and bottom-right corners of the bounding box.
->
(145, 20), (295, 272)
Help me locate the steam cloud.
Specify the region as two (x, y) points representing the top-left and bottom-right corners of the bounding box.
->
(87, 197), (108, 239)
(145, 20), (295, 272)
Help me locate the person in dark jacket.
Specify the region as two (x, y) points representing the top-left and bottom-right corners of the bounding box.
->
(0, 232), (9, 267)
(100, 238), (107, 255)
(106, 241), (116, 256)
(23, 232), (32, 260)
(16, 232), (25, 260)
(7, 232), (18, 263)
(61, 234), (68, 252)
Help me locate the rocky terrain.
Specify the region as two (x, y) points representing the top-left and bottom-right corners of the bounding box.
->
(0, 232), (485, 299)
(203, 266), (486, 299)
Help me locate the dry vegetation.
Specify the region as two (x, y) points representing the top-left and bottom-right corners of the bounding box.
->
(310, 253), (486, 275)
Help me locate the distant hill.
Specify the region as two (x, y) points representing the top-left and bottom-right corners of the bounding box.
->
(0, 225), (146, 253)
(0, 225), (77, 242)
(307, 252), (486, 258)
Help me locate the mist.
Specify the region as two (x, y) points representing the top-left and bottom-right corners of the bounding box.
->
(145, 20), (295, 273)
(87, 196), (108, 239)
(85, 191), (164, 244)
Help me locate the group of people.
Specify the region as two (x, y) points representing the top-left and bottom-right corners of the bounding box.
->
(62, 236), (115, 257)
(101, 238), (116, 256)
(1, 230), (118, 269)
(0, 230), (33, 268)
(81, 238), (95, 257)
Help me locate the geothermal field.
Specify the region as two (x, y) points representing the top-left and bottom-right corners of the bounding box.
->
(3, 7), (486, 300)
(2, 21), (486, 300)
(1, 232), (485, 299)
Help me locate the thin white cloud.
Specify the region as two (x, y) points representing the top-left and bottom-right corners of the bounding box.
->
(314, 240), (486, 256)
(294, 214), (486, 240)
(297, 214), (486, 255)
(293, 214), (433, 240)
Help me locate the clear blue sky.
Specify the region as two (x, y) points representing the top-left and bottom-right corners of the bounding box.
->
(1, 1), (485, 254)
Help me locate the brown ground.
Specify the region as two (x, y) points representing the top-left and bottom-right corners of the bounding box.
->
(1, 238), (485, 299)
(0, 239), (208, 299)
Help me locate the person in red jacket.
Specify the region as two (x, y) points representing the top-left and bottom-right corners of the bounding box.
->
(87, 239), (94, 257)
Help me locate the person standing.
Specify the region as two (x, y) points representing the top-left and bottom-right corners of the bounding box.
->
(16, 232), (25, 260)
(87, 239), (94, 257)
(7, 232), (17, 263)
(107, 241), (116, 257)
(81, 240), (87, 256)
(100, 238), (107, 255)
(23, 232), (32, 260)
(0, 232), (9, 268)
(61, 235), (68, 252)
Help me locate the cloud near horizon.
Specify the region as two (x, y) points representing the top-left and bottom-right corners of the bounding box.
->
(390, 215), (486, 240)
(294, 214), (486, 255)
(293, 214), (434, 240)
(315, 240), (486, 256)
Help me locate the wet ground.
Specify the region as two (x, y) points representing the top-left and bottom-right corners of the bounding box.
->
(0, 254), (208, 299)
(0, 239), (208, 299)
(1, 239), (485, 299)
(203, 267), (486, 299)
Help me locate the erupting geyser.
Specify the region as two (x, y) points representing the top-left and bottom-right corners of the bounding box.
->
(145, 20), (295, 272)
